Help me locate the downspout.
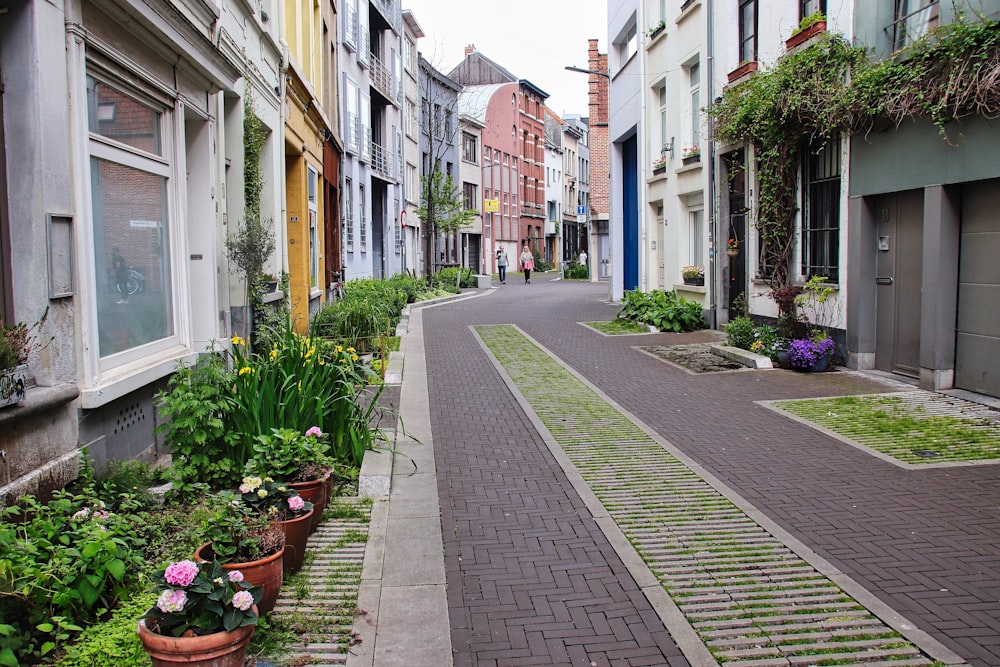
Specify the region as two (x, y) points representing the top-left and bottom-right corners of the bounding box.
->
(638, 1), (647, 292)
(706, 0), (718, 329)
(278, 0), (290, 276)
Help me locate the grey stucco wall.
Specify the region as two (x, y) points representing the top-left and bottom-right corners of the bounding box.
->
(850, 116), (1000, 198)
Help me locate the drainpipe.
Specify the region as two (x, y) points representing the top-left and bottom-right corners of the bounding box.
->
(638, 1), (648, 293)
(706, 0), (718, 329)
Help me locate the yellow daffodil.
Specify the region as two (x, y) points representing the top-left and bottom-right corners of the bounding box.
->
(231, 335), (244, 346)
(335, 345), (343, 353)
(238, 366), (255, 376)
(351, 354), (359, 362)
(270, 349), (278, 361)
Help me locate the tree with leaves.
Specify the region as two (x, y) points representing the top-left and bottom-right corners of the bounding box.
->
(417, 170), (475, 284)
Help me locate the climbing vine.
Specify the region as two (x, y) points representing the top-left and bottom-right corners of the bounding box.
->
(710, 16), (1000, 291)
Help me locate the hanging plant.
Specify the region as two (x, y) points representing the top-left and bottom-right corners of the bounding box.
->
(710, 16), (1000, 292)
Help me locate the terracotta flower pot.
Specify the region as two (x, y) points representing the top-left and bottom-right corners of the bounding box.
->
(291, 478), (327, 533)
(194, 544), (283, 616)
(137, 611), (255, 667)
(279, 508), (314, 574)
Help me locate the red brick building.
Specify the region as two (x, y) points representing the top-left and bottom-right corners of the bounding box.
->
(586, 39), (610, 278)
(450, 46), (549, 254)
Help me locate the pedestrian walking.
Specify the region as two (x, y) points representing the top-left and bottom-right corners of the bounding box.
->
(496, 246), (508, 284)
(520, 245), (534, 284)
(578, 249), (587, 267)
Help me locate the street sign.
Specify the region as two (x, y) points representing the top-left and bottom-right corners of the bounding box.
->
(577, 205), (586, 216)
(485, 199), (500, 213)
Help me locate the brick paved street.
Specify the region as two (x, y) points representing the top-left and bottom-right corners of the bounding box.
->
(418, 274), (1000, 666)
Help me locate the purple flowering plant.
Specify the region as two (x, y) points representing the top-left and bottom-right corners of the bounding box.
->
(141, 559), (261, 637)
(788, 336), (835, 369)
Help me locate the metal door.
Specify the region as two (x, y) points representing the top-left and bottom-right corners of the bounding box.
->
(955, 179), (1000, 396)
(875, 190), (923, 377)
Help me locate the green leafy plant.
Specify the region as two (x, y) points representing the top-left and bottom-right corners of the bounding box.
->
(0, 308), (50, 372)
(156, 351), (242, 491)
(0, 491), (143, 664)
(618, 289), (707, 333)
(564, 261), (589, 280)
(249, 428), (335, 484)
(56, 592), (156, 667)
(724, 316), (756, 350)
(197, 494), (284, 564)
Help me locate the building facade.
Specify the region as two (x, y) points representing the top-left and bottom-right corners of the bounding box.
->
(339, 0), (404, 281)
(0, 0), (261, 498)
(544, 108), (564, 267)
(401, 10), (424, 276)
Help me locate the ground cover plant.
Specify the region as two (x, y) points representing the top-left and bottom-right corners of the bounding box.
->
(585, 319), (648, 335)
(772, 393), (1000, 464)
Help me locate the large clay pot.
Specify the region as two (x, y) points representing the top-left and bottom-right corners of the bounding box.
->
(137, 611), (255, 667)
(194, 543), (283, 616)
(290, 478), (326, 533)
(279, 508), (314, 574)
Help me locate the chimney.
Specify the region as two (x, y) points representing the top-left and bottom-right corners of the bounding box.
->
(464, 44), (476, 56)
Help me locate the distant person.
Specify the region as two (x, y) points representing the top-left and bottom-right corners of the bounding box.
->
(520, 245), (534, 284)
(578, 249), (587, 267)
(112, 246), (128, 304)
(496, 246), (508, 284)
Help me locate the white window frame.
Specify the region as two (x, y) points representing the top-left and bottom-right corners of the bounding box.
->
(689, 207), (704, 267)
(308, 165), (319, 288)
(344, 177), (354, 249)
(359, 183), (367, 250)
(85, 71), (182, 375)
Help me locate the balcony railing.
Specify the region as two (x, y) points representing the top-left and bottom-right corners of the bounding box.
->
(370, 0), (402, 34)
(370, 54), (396, 104)
(371, 141), (396, 180)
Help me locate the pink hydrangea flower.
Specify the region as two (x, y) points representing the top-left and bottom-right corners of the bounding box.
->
(288, 495), (305, 512)
(228, 570), (244, 583)
(164, 560), (199, 587)
(305, 426), (323, 438)
(157, 589), (187, 613)
(232, 590), (254, 611)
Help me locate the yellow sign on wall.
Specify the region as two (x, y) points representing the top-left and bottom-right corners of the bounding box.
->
(484, 199), (500, 213)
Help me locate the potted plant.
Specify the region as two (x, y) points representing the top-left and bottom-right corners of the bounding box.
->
(726, 238), (740, 257)
(194, 494), (285, 615)
(681, 265), (705, 286)
(137, 559), (261, 667)
(788, 335), (835, 372)
(0, 309), (49, 409)
(250, 427), (337, 533)
(646, 19), (666, 39)
(786, 12), (827, 50)
(237, 474), (314, 574)
(681, 146), (701, 165)
(728, 59), (759, 83)
(652, 155), (667, 173)
(260, 273), (279, 293)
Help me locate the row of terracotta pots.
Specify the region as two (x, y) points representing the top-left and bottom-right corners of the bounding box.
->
(137, 475), (333, 666)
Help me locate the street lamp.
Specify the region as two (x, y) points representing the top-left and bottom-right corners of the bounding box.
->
(564, 65), (610, 79)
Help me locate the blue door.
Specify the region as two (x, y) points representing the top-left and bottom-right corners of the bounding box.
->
(622, 136), (639, 290)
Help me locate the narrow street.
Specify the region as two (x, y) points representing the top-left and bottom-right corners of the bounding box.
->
(394, 274), (1000, 666)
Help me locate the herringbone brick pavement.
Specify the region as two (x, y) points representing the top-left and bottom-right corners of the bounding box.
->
(416, 274), (1000, 666)
(422, 283), (690, 667)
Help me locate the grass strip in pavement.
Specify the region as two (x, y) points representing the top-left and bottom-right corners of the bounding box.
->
(583, 319), (650, 335)
(476, 324), (940, 667)
(770, 391), (1000, 465)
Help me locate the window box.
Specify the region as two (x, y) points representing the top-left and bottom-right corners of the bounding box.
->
(785, 19), (826, 51)
(682, 154), (701, 166)
(727, 60), (758, 83)
(0, 365), (28, 409)
(652, 166), (666, 175)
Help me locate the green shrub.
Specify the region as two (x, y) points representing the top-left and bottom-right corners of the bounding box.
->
(0, 491), (144, 664)
(617, 289), (706, 333)
(564, 262), (588, 280)
(725, 316), (756, 350)
(533, 252), (552, 272)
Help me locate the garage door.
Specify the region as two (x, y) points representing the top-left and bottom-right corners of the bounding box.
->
(956, 179), (1000, 397)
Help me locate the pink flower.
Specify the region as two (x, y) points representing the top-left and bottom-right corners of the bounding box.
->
(156, 589), (187, 613)
(232, 590), (254, 611)
(228, 570), (244, 583)
(288, 495), (305, 512)
(305, 426), (323, 438)
(164, 560), (199, 587)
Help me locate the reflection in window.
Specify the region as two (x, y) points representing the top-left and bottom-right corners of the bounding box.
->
(90, 158), (173, 357)
(893, 0), (939, 51)
(87, 77), (162, 156)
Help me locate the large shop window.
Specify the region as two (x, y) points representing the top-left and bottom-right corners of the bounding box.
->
(87, 74), (174, 361)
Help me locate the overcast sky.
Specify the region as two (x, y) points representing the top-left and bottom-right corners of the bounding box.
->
(401, 0), (608, 117)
